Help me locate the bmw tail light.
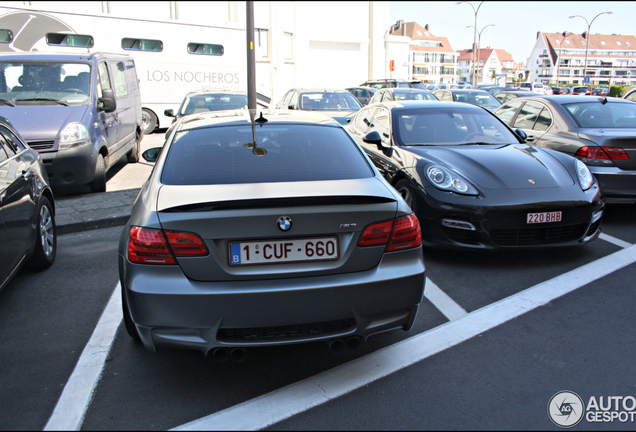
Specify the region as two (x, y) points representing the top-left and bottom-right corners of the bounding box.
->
(358, 220), (393, 247)
(358, 215), (422, 251)
(128, 227), (208, 265)
(386, 215), (422, 252)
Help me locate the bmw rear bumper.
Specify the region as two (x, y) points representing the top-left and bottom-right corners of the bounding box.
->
(119, 247), (425, 354)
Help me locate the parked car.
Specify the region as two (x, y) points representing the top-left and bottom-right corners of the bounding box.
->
(624, 87), (636, 102)
(119, 109), (426, 357)
(486, 86), (511, 95)
(359, 79), (422, 89)
(346, 86), (378, 106)
(345, 100), (604, 249)
(493, 90), (537, 104)
(543, 86), (554, 95)
(592, 87), (609, 96)
(494, 95), (636, 203)
(551, 87), (565, 95)
(164, 90), (248, 137)
(368, 88), (438, 105)
(407, 80), (428, 89)
(0, 115), (56, 291)
(518, 82), (546, 93)
(276, 88), (362, 125)
(571, 86), (591, 95)
(0, 52), (143, 193)
(433, 89), (502, 112)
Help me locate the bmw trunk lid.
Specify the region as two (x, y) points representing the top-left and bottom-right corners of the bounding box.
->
(578, 129), (636, 171)
(155, 178), (399, 282)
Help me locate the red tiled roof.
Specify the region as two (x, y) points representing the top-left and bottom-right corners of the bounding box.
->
(543, 32), (636, 57)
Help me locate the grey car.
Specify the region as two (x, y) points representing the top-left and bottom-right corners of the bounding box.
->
(118, 109), (426, 360)
(494, 95), (636, 203)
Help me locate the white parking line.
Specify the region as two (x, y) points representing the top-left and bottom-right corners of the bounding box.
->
(44, 283), (122, 431)
(424, 277), (468, 321)
(172, 244), (636, 431)
(600, 232), (633, 249)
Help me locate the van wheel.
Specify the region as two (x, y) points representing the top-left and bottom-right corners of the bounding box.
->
(127, 137), (140, 163)
(27, 196), (56, 270)
(141, 109), (157, 135)
(90, 154), (106, 193)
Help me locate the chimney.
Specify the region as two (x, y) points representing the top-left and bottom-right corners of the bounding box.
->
(425, 24), (429, 31)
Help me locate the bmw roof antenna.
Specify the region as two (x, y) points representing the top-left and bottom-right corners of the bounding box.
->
(601, 97), (609, 105)
(255, 112), (268, 124)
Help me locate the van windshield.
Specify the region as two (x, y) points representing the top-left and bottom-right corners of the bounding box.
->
(0, 62), (91, 106)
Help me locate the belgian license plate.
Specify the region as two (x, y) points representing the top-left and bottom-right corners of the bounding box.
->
(527, 211), (562, 224)
(229, 237), (339, 266)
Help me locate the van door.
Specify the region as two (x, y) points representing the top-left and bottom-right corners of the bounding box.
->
(109, 60), (136, 158)
(96, 61), (119, 157)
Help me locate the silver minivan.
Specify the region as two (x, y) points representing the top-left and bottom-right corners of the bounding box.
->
(0, 52), (143, 192)
(518, 82), (545, 94)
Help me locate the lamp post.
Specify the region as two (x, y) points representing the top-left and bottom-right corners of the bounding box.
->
(555, 32), (571, 87)
(457, 1), (484, 85)
(467, 23), (494, 85)
(569, 11), (613, 85)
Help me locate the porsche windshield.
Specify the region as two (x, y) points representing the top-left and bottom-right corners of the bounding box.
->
(0, 62), (91, 106)
(395, 107), (518, 145)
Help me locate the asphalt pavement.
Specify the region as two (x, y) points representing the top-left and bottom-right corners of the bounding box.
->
(54, 131), (164, 235)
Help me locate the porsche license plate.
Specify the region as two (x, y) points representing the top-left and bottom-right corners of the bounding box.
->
(527, 211), (562, 224)
(229, 237), (339, 266)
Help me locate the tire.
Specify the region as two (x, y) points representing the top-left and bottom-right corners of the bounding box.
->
(90, 153), (106, 193)
(141, 109), (157, 135)
(395, 179), (417, 213)
(27, 196), (56, 270)
(126, 136), (140, 163)
(122, 287), (141, 341)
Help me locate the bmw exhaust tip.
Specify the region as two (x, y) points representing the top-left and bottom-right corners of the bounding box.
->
(212, 348), (230, 363)
(328, 339), (346, 353)
(230, 348), (247, 363)
(346, 336), (363, 350)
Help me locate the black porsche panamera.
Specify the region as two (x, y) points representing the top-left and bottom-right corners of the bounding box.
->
(345, 101), (605, 249)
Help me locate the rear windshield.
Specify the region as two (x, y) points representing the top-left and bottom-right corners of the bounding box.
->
(162, 124), (374, 185)
(564, 102), (636, 128)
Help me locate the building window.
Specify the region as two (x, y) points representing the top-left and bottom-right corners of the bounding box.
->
(122, 38), (162, 52)
(187, 43), (224, 56)
(284, 32), (293, 61)
(47, 33), (94, 48)
(255, 28), (269, 59)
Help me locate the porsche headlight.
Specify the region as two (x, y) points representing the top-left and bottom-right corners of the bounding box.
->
(575, 159), (594, 191)
(426, 165), (478, 196)
(59, 122), (91, 150)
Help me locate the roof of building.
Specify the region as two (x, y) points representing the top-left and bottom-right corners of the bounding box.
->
(389, 21), (456, 53)
(457, 48), (515, 66)
(542, 32), (636, 58)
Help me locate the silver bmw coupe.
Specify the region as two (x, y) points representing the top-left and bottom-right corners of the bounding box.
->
(118, 109), (425, 359)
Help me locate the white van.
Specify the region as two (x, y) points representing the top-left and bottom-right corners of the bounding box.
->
(518, 82), (545, 94)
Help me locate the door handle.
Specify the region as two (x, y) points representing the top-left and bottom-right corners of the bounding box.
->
(21, 170), (30, 181)
(525, 135), (536, 142)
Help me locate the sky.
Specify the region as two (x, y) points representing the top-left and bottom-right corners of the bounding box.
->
(390, 1), (636, 64)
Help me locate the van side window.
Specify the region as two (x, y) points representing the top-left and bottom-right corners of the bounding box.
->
(122, 38), (163, 52)
(187, 43), (224, 56)
(110, 61), (129, 100)
(46, 33), (94, 48)
(97, 62), (111, 99)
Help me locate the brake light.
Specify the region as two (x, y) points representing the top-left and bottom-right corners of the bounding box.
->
(128, 227), (209, 265)
(575, 146), (629, 160)
(387, 214), (422, 251)
(358, 215), (422, 251)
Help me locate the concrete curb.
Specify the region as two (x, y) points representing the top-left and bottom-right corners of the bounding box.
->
(55, 188), (141, 235)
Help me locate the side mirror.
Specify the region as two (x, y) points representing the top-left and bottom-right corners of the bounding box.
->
(98, 89), (116, 113)
(363, 131), (384, 150)
(515, 128), (528, 141)
(142, 147), (161, 163)
(288, 104), (294, 110)
(164, 109), (175, 117)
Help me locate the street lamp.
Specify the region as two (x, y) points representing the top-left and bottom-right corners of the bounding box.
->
(467, 23), (494, 84)
(457, 1), (484, 85)
(569, 11), (613, 85)
(555, 32), (571, 86)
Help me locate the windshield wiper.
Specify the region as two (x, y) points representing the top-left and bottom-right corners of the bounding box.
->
(15, 98), (68, 106)
(0, 98), (15, 107)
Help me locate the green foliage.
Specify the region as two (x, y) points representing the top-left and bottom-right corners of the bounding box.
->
(610, 85), (626, 97)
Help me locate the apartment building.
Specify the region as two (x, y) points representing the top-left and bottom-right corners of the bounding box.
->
(457, 47), (516, 85)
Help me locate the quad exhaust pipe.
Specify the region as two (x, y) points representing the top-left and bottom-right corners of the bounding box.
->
(328, 336), (363, 352)
(212, 348), (247, 363)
